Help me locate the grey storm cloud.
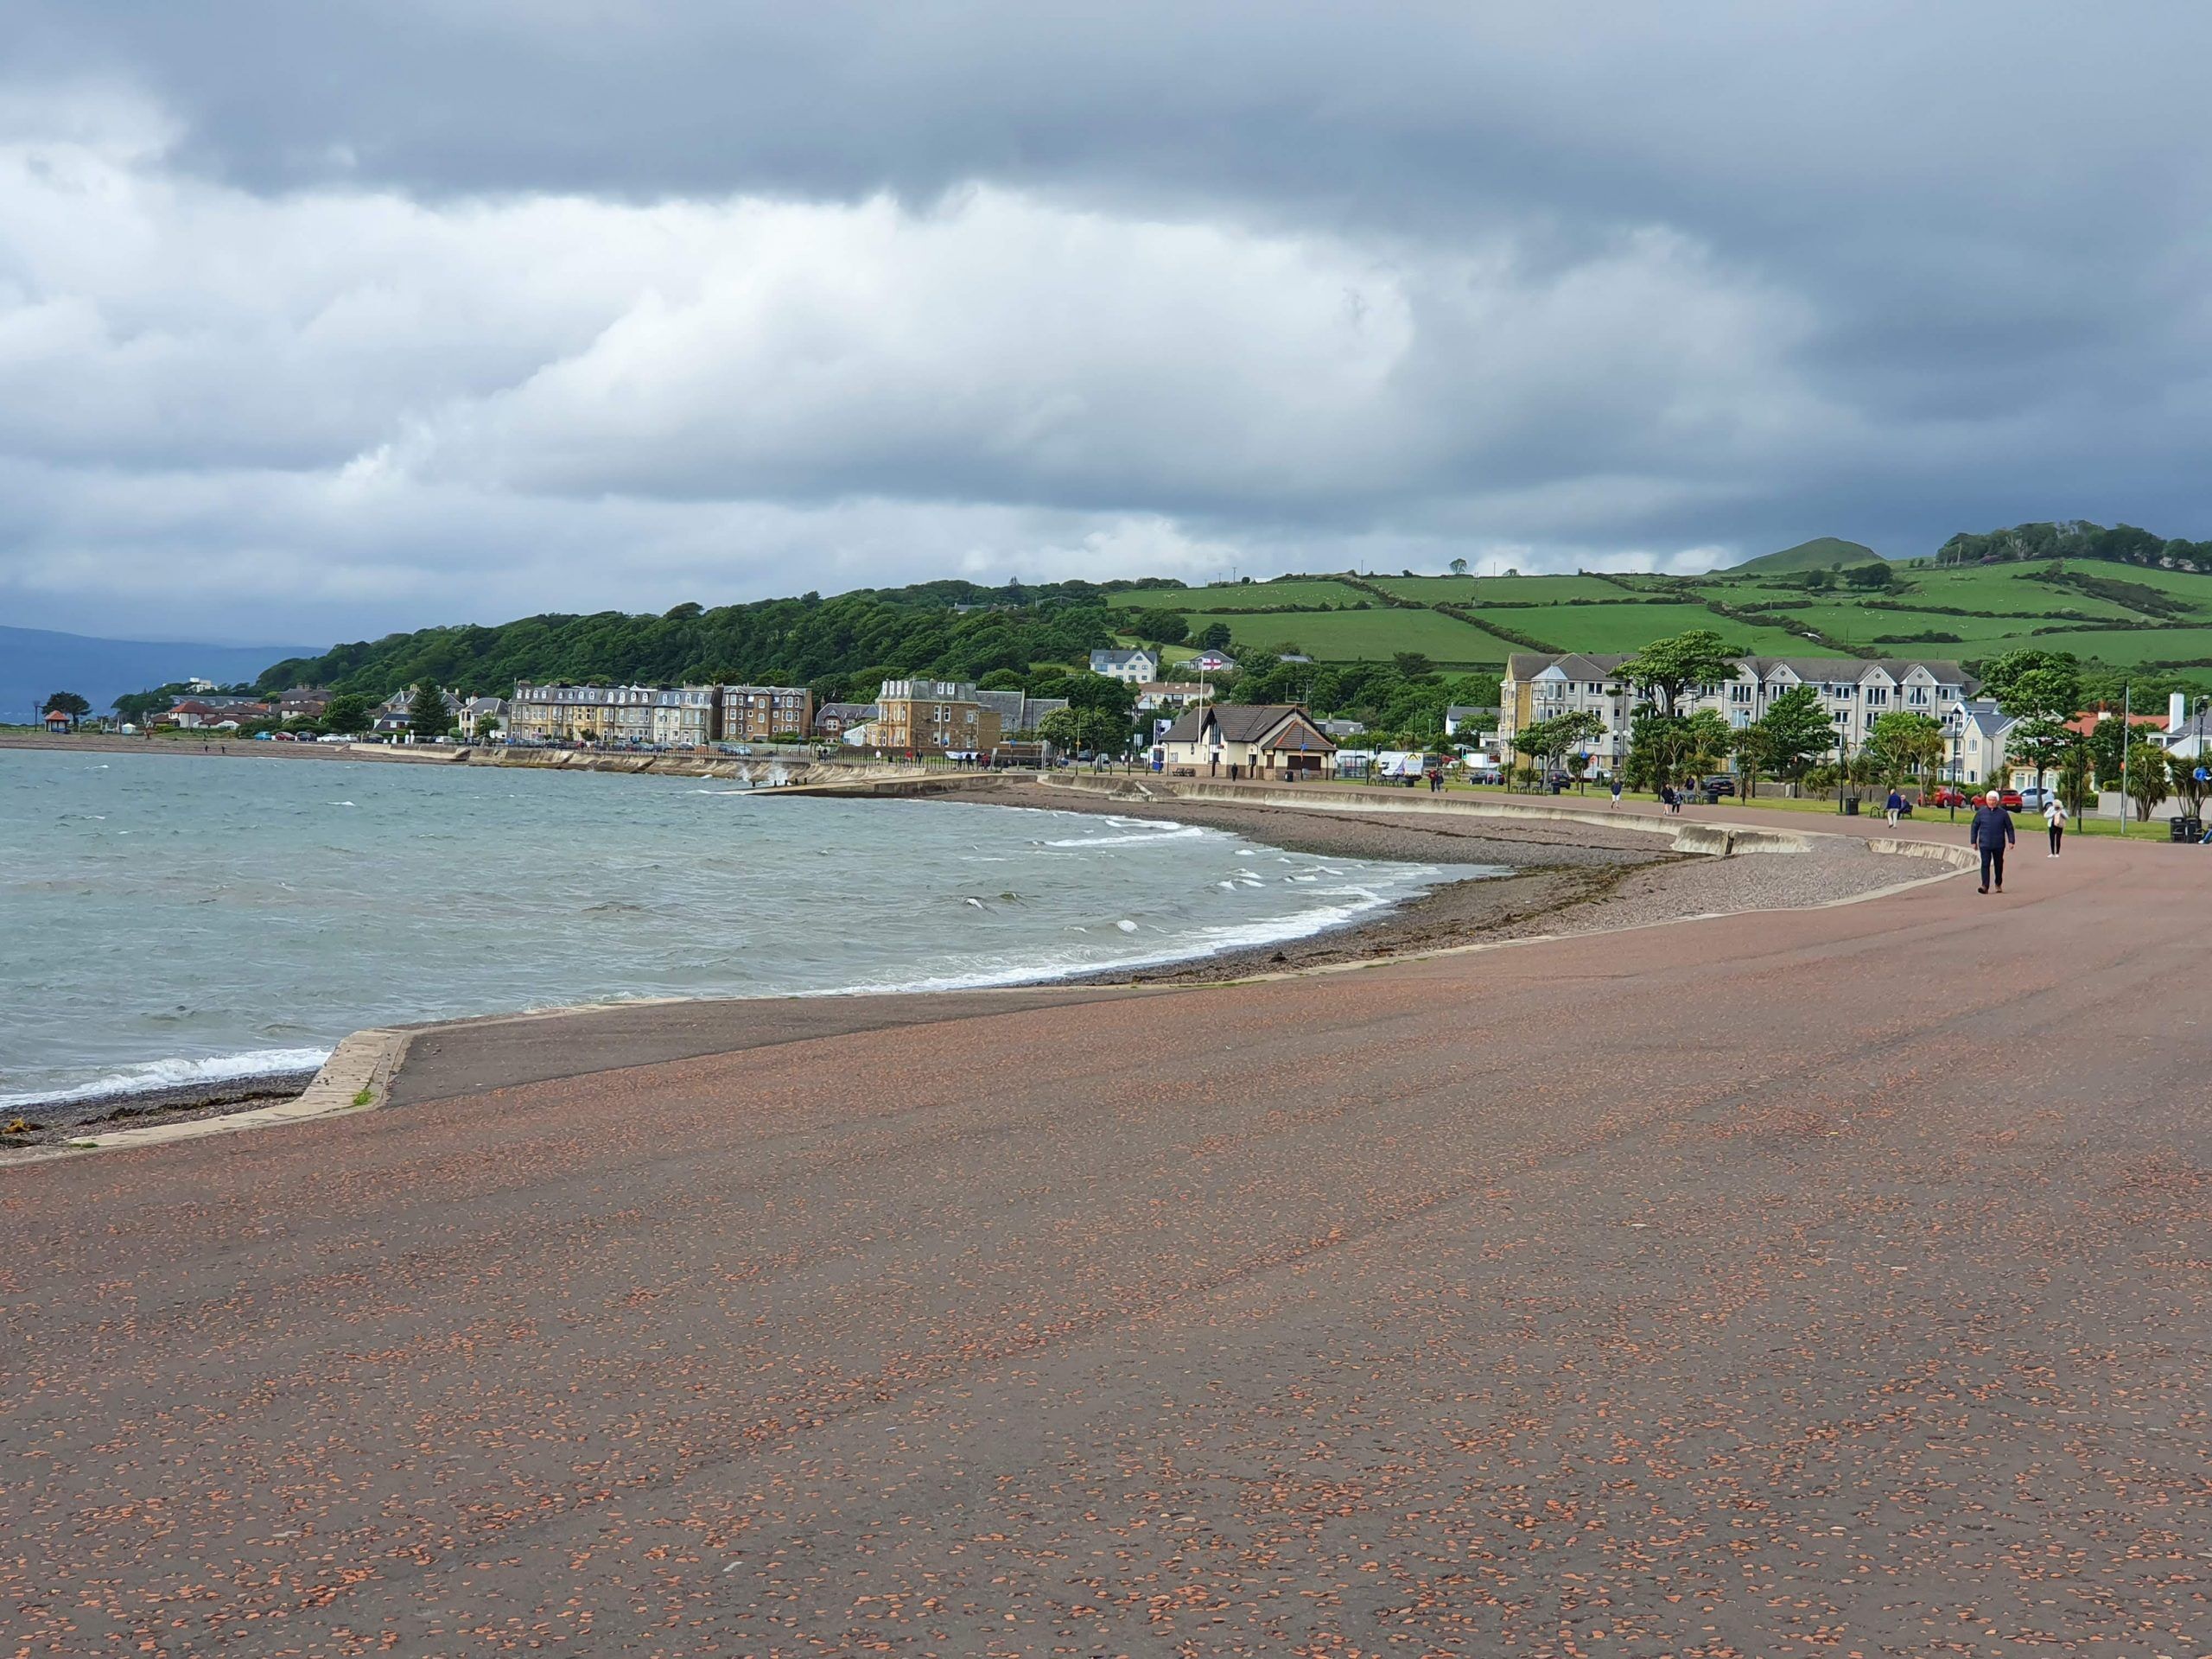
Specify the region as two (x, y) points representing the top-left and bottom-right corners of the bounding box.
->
(3, 1), (2209, 641)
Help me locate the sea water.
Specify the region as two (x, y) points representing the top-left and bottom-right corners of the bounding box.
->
(0, 750), (1488, 1106)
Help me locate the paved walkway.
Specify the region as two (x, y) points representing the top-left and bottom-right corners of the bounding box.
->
(5, 829), (2208, 1656)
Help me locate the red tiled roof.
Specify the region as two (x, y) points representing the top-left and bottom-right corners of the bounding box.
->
(2065, 710), (2168, 735)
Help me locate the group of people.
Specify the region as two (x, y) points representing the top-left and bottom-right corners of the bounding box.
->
(1965, 790), (2069, 894)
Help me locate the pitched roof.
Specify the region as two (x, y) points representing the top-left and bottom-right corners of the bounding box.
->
(1160, 703), (1337, 750)
(1510, 651), (1974, 692)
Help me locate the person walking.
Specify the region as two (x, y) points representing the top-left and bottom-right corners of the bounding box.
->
(2044, 794), (2068, 856)
(1609, 776), (1624, 810)
(1967, 790), (2015, 893)
(1885, 785), (1904, 827)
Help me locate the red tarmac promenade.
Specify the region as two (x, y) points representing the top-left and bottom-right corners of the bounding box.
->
(4, 822), (2208, 1656)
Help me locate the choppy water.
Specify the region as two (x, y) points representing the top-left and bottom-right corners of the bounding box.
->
(0, 750), (1487, 1107)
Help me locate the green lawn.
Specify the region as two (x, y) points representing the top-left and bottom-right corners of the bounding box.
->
(2012, 625), (2212, 667)
(1368, 575), (1632, 605)
(1751, 605), (2100, 652)
(1140, 560), (2212, 681)
(1891, 563), (2203, 618)
(1188, 577), (1371, 609)
(1496, 601), (1816, 657)
(1178, 607), (1521, 664)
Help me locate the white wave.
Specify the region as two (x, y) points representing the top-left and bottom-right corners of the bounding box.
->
(1, 1046), (334, 1109)
(804, 874), (1440, 998)
(1041, 825), (1209, 849)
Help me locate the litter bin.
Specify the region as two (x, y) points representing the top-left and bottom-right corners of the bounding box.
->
(1842, 797), (1860, 816)
(2174, 816), (2205, 842)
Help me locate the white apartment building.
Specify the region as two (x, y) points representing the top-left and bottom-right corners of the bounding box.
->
(1090, 647), (1161, 683)
(651, 686), (717, 747)
(1499, 654), (1976, 770)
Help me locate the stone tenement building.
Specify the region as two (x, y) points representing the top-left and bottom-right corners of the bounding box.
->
(868, 680), (1003, 753)
(719, 685), (815, 742)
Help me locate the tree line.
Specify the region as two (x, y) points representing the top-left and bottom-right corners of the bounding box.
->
(1937, 519), (2209, 575)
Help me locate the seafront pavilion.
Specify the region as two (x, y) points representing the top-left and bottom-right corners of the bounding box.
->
(4, 806), (2208, 1654)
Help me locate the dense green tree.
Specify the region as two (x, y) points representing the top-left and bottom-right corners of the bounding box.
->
(1510, 709), (1604, 790)
(1938, 519), (2208, 574)
(1752, 685), (1838, 780)
(1624, 708), (1728, 791)
(1193, 622), (1234, 651)
(408, 683), (451, 739)
(1980, 649), (2083, 721)
(1131, 609), (1189, 645)
(2004, 713), (2077, 801)
(321, 693), (373, 734)
(1615, 629), (1742, 718)
(1867, 709), (1947, 785)
(41, 691), (91, 724)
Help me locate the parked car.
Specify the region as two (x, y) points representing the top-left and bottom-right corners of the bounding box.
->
(1925, 786), (1971, 809)
(1998, 789), (2024, 810)
(1700, 775), (1737, 797)
(2016, 786), (2053, 810)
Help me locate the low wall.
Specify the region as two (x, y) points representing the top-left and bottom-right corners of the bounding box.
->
(1049, 778), (1815, 858)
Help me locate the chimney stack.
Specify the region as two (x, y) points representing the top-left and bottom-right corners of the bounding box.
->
(2172, 691), (2188, 734)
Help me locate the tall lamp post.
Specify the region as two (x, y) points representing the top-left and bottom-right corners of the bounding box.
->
(1836, 718), (1847, 815)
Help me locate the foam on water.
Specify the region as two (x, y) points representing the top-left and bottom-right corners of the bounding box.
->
(0, 754), (1496, 1104)
(0, 1047), (333, 1110)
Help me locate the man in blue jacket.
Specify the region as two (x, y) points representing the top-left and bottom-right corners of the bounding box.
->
(1967, 791), (2015, 894)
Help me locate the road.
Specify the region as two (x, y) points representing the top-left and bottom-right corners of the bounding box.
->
(4, 827), (2207, 1656)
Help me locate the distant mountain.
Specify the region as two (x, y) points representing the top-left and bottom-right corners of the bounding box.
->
(0, 626), (321, 724)
(1726, 537), (1885, 576)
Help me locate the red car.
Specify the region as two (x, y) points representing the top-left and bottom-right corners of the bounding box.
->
(1925, 786), (1971, 809)
(1997, 789), (2024, 810)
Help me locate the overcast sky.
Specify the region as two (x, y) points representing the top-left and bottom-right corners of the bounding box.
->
(4, 3), (2209, 645)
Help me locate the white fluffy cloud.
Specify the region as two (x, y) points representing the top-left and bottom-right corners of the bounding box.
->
(3, 0), (2209, 644)
(0, 99), (1826, 638)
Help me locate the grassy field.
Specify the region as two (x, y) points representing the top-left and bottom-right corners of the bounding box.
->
(1117, 557), (2212, 686)
(1367, 575), (1632, 605)
(1486, 601), (1817, 656)
(2010, 626), (2212, 667)
(1177, 607), (1525, 664)
(1186, 578), (1371, 609)
(1751, 605), (2104, 652)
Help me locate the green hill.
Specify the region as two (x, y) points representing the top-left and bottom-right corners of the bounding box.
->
(1726, 537), (1884, 576)
(213, 525), (2212, 728)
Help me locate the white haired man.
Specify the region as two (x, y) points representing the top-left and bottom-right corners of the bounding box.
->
(1967, 790), (2016, 894)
